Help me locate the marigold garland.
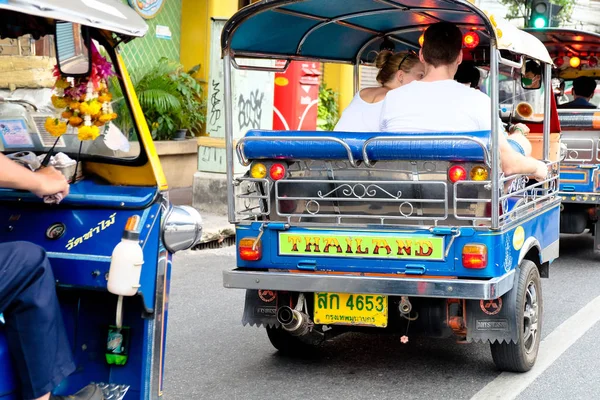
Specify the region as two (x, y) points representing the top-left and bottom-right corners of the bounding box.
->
(44, 118), (67, 137)
(49, 42), (117, 141)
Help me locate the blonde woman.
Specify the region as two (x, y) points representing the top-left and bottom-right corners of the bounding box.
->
(335, 51), (425, 132)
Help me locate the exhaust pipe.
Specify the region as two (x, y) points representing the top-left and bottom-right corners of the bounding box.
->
(277, 306), (311, 336)
(276, 306), (325, 345)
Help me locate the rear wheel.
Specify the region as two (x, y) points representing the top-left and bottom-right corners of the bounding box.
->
(265, 326), (322, 357)
(490, 260), (542, 372)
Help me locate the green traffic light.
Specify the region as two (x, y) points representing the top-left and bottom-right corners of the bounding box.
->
(533, 16), (547, 28)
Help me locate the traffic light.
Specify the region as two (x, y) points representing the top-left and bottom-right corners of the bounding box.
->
(529, 0), (551, 28)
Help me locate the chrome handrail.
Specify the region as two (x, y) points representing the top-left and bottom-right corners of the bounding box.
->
(361, 135), (491, 167)
(236, 136), (358, 167)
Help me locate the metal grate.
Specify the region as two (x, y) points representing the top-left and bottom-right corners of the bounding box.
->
(194, 235), (235, 250)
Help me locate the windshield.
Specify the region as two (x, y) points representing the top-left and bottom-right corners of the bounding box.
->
(0, 34), (140, 161)
(481, 61), (546, 126)
(557, 79), (600, 107)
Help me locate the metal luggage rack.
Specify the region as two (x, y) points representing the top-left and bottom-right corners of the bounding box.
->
(561, 138), (595, 163)
(273, 179), (448, 224)
(232, 136), (559, 227)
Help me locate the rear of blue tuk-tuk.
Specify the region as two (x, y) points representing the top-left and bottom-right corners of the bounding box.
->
(526, 28), (600, 251)
(222, 0), (561, 373)
(0, 1), (202, 399)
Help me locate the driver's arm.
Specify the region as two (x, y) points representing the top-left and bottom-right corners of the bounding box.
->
(0, 153), (69, 198)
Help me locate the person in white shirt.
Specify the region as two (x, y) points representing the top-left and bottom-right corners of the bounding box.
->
(379, 22), (547, 181)
(335, 50), (424, 132)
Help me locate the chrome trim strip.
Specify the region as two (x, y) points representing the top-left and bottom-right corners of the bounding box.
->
(223, 269), (515, 300)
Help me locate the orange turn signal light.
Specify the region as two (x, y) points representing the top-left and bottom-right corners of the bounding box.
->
(470, 166), (489, 181)
(462, 244), (488, 269)
(239, 237), (262, 261)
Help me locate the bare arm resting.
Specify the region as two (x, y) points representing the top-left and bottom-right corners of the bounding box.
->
(498, 135), (547, 181)
(0, 153), (69, 198)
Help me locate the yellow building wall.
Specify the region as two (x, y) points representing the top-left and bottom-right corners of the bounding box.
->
(323, 63), (355, 114)
(180, 0), (256, 84)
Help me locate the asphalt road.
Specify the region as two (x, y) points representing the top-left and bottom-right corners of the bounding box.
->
(163, 233), (600, 400)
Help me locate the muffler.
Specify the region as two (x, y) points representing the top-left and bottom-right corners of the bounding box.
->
(276, 306), (324, 345)
(277, 306), (311, 336)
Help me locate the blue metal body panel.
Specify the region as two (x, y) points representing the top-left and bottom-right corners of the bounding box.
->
(0, 179), (169, 399)
(236, 205), (560, 279)
(243, 130), (490, 163)
(559, 166), (598, 193)
(0, 180), (157, 208)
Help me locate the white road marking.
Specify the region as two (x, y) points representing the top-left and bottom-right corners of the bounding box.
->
(471, 294), (600, 400)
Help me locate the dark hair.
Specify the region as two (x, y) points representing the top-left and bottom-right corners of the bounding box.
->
(454, 62), (480, 88)
(573, 76), (597, 98)
(422, 22), (463, 68)
(525, 60), (542, 75)
(374, 50), (421, 85)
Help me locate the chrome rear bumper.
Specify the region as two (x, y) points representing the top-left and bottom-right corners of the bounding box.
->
(223, 269), (515, 300)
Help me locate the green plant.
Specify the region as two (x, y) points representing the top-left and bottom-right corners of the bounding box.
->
(499, 0), (575, 26)
(112, 57), (206, 141)
(317, 83), (339, 131)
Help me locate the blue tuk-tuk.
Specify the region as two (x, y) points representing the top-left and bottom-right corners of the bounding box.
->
(0, 1), (202, 398)
(525, 28), (600, 251)
(222, 0), (560, 372)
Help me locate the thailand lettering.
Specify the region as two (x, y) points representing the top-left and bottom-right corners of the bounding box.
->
(285, 235), (438, 259)
(66, 213), (117, 251)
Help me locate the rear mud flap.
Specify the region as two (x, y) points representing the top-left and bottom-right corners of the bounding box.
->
(465, 269), (519, 344)
(242, 290), (279, 328)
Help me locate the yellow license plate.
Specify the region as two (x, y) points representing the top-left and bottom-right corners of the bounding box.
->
(314, 292), (388, 328)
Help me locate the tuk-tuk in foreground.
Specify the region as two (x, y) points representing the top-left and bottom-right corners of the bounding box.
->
(222, 0), (561, 372)
(0, 1), (202, 399)
(525, 28), (600, 251)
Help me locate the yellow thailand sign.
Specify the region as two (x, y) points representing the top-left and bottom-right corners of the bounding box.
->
(279, 232), (444, 260)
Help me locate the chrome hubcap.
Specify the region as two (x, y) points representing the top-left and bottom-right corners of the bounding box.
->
(523, 280), (539, 353)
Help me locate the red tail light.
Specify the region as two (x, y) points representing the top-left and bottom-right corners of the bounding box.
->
(448, 165), (467, 183)
(462, 244), (487, 269)
(239, 237), (262, 261)
(269, 163), (286, 181)
(463, 32), (480, 49)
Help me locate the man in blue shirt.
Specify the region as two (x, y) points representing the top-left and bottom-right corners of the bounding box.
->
(558, 76), (597, 109)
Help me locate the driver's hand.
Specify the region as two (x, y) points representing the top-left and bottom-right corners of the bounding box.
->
(32, 167), (70, 198)
(533, 160), (548, 181)
(510, 123), (530, 136)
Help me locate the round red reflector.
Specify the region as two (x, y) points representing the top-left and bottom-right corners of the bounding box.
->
(555, 56), (565, 67)
(463, 32), (480, 49)
(269, 163), (286, 180)
(448, 165), (467, 183)
(589, 57), (598, 68)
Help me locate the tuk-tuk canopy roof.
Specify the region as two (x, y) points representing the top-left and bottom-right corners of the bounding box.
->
(524, 28), (600, 57)
(0, 0), (148, 41)
(222, 0), (552, 65)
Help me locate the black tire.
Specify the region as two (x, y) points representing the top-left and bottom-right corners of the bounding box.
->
(490, 260), (542, 372)
(265, 326), (321, 357)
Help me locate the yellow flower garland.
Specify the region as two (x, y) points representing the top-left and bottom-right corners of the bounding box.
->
(44, 117), (67, 137)
(77, 125), (100, 141)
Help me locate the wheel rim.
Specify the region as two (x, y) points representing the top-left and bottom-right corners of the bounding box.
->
(523, 279), (539, 353)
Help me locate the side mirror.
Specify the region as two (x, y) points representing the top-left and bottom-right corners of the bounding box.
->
(521, 59), (542, 90)
(54, 22), (91, 77)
